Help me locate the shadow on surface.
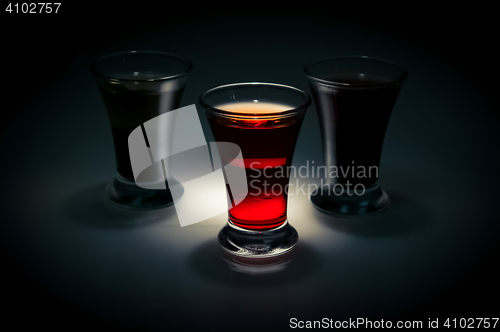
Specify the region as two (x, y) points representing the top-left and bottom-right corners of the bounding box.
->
(188, 239), (321, 288)
(314, 192), (431, 237)
(62, 183), (179, 229)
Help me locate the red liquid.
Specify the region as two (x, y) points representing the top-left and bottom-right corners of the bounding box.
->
(207, 102), (305, 231)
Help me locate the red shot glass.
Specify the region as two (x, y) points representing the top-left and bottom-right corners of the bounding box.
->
(200, 82), (310, 257)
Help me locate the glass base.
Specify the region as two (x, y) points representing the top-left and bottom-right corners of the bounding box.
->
(105, 174), (183, 211)
(311, 183), (390, 218)
(218, 221), (298, 258)
(220, 246), (294, 274)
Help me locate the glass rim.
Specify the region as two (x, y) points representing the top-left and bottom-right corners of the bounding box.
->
(304, 55), (407, 88)
(199, 82), (311, 119)
(90, 50), (193, 82)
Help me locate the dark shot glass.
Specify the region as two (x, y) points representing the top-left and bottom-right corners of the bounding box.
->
(91, 51), (192, 210)
(200, 82), (310, 257)
(305, 56), (406, 217)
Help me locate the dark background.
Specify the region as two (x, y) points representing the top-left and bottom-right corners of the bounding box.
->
(1, 2), (499, 330)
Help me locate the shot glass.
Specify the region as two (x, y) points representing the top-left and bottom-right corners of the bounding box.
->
(91, 50), (192, 210)
(200, 82), (310, 257)
(305, 56), (407, 216)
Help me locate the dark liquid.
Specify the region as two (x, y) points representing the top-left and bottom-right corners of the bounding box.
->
(310, 79), (401, 187)
(207, 109), (304, 231)
(99, 88), (183, 181)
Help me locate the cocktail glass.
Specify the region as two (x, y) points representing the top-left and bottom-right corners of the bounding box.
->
(91, 50), (192, 209)
(200, 82), (311, 257)
(305, 56), (406, 216)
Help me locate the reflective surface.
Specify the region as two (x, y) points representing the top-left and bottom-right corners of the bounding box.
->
(2, 9), (499, 331)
